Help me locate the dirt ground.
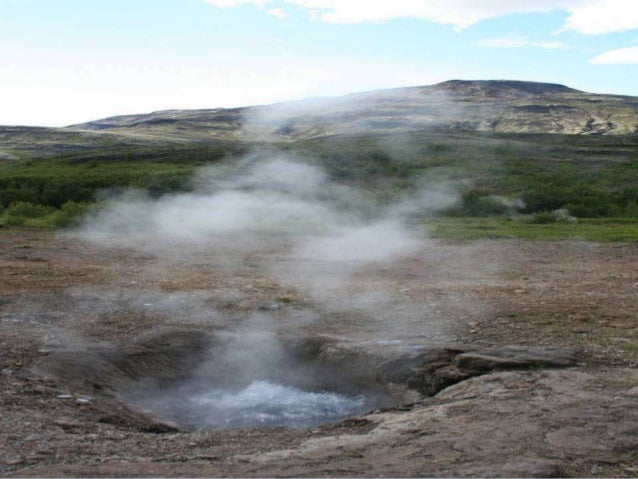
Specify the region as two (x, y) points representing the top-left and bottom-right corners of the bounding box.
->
(0, 228), (637, 477)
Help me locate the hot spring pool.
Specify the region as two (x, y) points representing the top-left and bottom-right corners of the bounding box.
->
(124, 380), (378, 430)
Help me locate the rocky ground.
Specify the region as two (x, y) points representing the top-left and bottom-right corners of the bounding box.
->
(0, 228), (637, 477)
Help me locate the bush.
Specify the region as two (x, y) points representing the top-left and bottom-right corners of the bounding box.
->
(51, 201), (91, 228)
(1, 202), (56, 226)
(521, 185), (613, 217)
(518, 208), (577, 224)
(0, 201), (89, 228)
(443, 190), (518, 217)
(0, 187), (39, 208)
(144, 172), (193, 198)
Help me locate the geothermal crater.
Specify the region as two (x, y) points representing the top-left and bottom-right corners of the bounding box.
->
(32, 329), (577, 432)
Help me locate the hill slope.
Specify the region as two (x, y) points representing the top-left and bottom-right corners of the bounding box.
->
(71, 80), (638, 140)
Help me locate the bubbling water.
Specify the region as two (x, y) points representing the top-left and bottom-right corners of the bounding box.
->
(190, 380), (369, 429)
(126, 380), (377, 430)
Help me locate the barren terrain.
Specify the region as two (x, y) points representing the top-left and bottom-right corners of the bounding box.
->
(1, 229), (637, 477)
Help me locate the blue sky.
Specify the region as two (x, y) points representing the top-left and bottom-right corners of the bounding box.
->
(1, 0), (637, 126)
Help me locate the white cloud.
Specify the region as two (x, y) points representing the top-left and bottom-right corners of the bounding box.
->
(267, 7), (288, 19)
(590, 45), (638, 64)
(560, 0), (638, 34)
(479, 36), (568, 49)
(537, 41), (568, 49)
(203, 0), (638, 34)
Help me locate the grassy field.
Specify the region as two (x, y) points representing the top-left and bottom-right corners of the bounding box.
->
(425, 217), (638, 242)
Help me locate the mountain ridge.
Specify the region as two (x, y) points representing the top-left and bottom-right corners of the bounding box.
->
(69, 79), (638, 138)
(2, 80), (637, 159)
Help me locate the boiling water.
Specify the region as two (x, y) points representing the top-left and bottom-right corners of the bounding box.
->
(128, 380), (375, 430)
(191, 380), (369, 429)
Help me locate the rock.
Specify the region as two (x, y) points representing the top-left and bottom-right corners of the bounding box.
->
(3, 455), (24, 466)
(257, 301), (282, 311)
(53, 418), (83, 430)
(624, 385), (638, 396)
(456, 346), (578, 373)
(23, 433), (46, 443)
(233, 368), (638, 478)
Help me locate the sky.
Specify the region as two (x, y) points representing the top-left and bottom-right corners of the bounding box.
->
(1, 0), (638, 126)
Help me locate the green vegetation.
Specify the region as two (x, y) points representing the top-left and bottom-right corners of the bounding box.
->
(425, 217), (638, 242)
(296, 132), (638, 221)
(1, 201), (91, 228)
(0, 142), (246, 227)
(1, 131), (637, 241)
(0, 158), (197, 207)
(517, 209), (577, 224)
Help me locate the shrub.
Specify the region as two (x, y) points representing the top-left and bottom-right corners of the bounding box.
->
(443, 190), (518, 217)
(51, 201), (91, 228)
(518, 208), (577, 224)
(521, 185), (613, 217)
(0, 187), (39, 208)
(1, 202), (56, 226)
(0, 201), (90, 228)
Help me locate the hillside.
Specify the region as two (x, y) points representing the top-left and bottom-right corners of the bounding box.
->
(2, 80), (637, 160)
(0, 126), (168, 159)
(70, 80), (638, 141)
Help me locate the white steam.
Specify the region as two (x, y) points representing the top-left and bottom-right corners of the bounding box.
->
(78, 153), (451, 257)
(295, 221), (420, 263)
(243, 88), (461, 141)
(74, 151), (459, 338)
(81, 158), (348, 241)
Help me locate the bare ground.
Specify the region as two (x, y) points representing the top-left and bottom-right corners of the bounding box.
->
(0, 228), (637, 477)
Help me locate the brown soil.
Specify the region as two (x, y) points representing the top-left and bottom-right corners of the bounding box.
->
(0, 228), (636, 477)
